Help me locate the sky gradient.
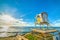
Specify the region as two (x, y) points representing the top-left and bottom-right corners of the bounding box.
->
(0, 0), (60, 26)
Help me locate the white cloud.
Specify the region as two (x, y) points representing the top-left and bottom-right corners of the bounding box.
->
(50, 20), (60, 27)
(0, 14), (34, 27)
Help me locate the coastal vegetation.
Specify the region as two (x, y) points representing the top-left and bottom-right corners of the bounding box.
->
(24, 33), (53, 40)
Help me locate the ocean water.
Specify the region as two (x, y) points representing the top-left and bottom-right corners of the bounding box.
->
(9, 27), (60, 35)
(0, 27), (60, 37)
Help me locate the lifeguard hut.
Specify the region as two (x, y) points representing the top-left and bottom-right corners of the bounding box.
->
(35, 12), (49, 29)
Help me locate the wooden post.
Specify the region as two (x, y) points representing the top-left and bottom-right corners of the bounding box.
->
(59, 32), (60, 40)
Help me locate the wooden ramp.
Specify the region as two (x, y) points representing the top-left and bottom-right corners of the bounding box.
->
(16, 35), (28, 40)
(32, 29), (57, 33)
(0, 35), (28, 40)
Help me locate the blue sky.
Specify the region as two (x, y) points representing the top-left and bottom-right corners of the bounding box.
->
(0, 0), (60, 26)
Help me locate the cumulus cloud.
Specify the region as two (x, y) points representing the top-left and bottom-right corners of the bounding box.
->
(0, 14), (34, 27)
